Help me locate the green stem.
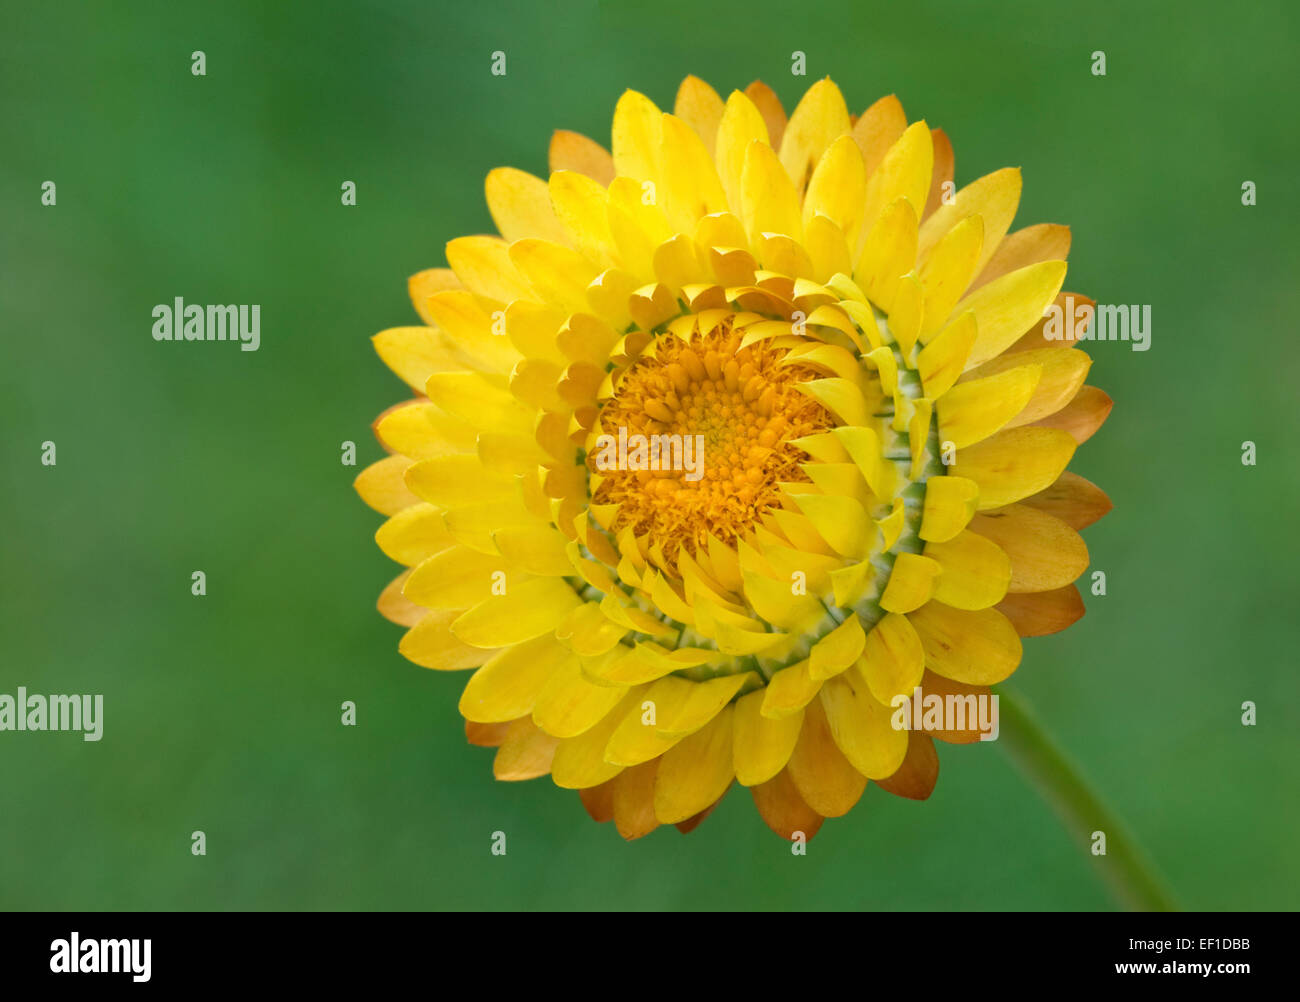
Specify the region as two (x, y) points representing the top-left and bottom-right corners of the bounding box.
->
(994, 685), (1178, 912)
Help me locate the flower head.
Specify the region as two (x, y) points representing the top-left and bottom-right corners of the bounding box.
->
(356, 76), (1112, 840)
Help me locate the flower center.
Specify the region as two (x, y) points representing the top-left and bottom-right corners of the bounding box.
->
(590, 316), (833, 568)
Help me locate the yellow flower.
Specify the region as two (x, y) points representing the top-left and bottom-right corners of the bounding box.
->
(355, 76), (1113, 841)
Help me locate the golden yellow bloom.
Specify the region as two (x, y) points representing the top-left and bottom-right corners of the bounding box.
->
(356, 76), (1113, 841)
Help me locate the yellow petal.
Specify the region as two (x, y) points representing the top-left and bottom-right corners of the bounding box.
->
(851, 94), (907, 180)
(751, 767), (824, 840)
(977, 348), (1102, 431)
(425, 371), (532, 434)
(555, 601), (627, 657)
(853, 196), (918, 311)
(612, 760), (661, 840)
(761, 659), (820, 719)
(492, 718), (559, 781)
(492, 524), (572, 576)
(673, 74), (725, 150)
(802, 460), (872, 508)
(653, 672), (751, 736)
(741, 139), (803, 242)
(466, 718), (512, 748)
(741, 568), (826, 630)
(660, 113), (727, 233)
(1006, 291), (1095, 353)
(832, 425), (888, 496)
(604, 676), (691, 766)
(423, 290), (522, 374)
(922, 127), (954, 220)
(450, 578), (583, 648)
(371, 326), (460, 393)
(936, 362), (1042, 450)
(532, 656), (628, 738)
(654, 707), (736, 824)
(972, 223), (1071, 292)
(654, 231), (703, 290)
(879, 553), (942, 614)
(557, 311), (621, 365)
(459, 634), (572, 723)
(714, 90), (770, 215)
(549, 129), (615, 186)
(443, 498), (539, 551)
(917, 309), (977, 398)
(377, 571), (424, 627)
(997, 584), (1086, 637)
(1021, 471), (1113, 530)
(732, 690), (803, 786)
(908, 602), (1022, 685)
(756, 232), (814, 280)
(509, 238), (601, 314)
(769, 509), (839, 557)
(551, 689), (642, 789)
(400, 609), (499, 670)
(969, 348), (1091, 430)
(969, 504), (1090, 593)
(1030, 384), (1112, 445)
(779, 78), (851, 195)
(855, 612), (925, 705)
(578, 777), (618, 822)
(924, 529), (1012, 610)
(955, 427), (1077, 510)
(708, 619), (790, 657)
(796, 377), (872, 426)
(819, 673), (909, 780)
(874, 731), (939, 800)
(829, 560), (875, 608)
(918, 214), (983, 339)
(549, 170), (618, 270)
(600, 596), (674, 638)
(354, 454), (420, 516)
(375, 503), (453, 567)
(788, 493), (874, 559)
(611, 89), (663, 183)
(674, 795), (726, 834)
(809, 614), (868, 681)
(918, 166), (1021, 276)
(407, 268), (461, 326)
(786, 697), (867, 817)
(919, 474), (979, 542)
(888, 274), (924, 356)
(804, 213), (853, 283)
(445, 235), (533, 303)
(403, 545), (514, 609)
(607, 177), (672, 283)
(485, 166), (569, 244)
(955, 260), (1068, 369)
(375, 401), (475, 461)
(404, 454), (517, 507)
(478, 430), (548, 475)
(588, 644), (699, 686)
(744, 80), (787, 147)
(858, 120), (933, 248)
(802, 134), (866, 242)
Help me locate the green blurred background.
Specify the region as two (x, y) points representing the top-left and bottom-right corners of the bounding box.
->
(3, 0), (1297, 911)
